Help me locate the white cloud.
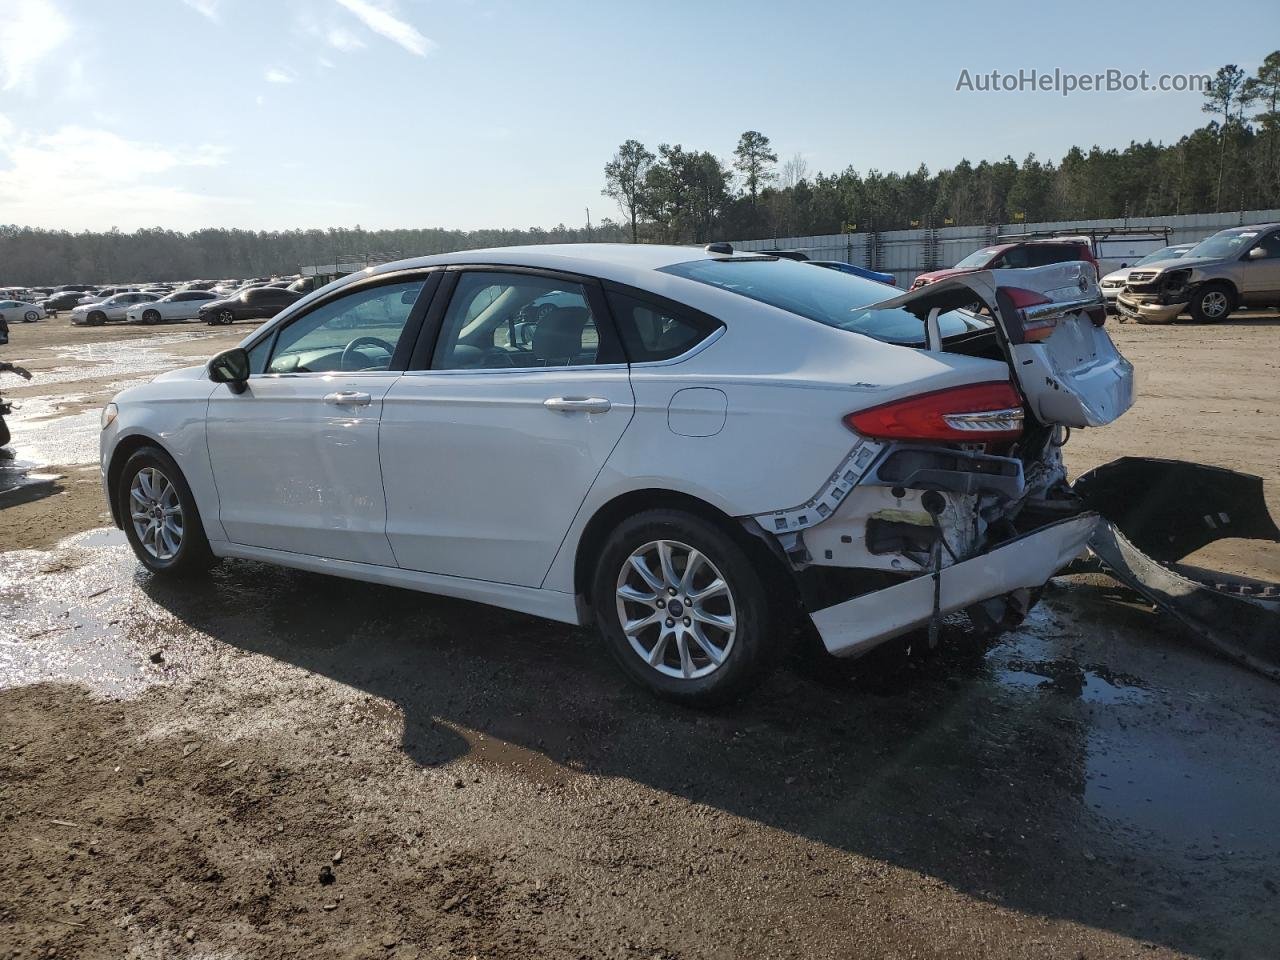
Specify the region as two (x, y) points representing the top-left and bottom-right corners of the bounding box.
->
(0, 0), (72, 91)
(181, 0), (220, 20)
(264, 67), (295, 84)
(0, 123), (241, 230)
(334, 0), (435, 57)
(325, 25), (366, 51)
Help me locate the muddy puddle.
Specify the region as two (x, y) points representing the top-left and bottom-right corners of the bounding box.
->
(31, 333), (212, 387)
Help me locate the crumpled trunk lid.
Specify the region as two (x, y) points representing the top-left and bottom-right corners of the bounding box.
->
(865, 262), (1135, 429)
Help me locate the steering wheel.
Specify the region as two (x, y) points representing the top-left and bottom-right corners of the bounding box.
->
(341, 336), (396, 371)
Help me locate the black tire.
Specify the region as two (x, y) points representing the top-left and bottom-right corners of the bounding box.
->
(23, 310), (38, 322)
(1189, 284), (1234, 323)
(116, 446), (217, 576)
(87, 311), (107, 326)
(0, 416), (9, 449)
(141, 309), (161, 325)
(592, 508), (780, 706)
(218, 309), (235, 325)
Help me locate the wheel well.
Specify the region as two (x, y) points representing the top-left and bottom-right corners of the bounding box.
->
(573, 488), (798, 612)
(105, 435), (165, 527)
(1194, 279), (1237, 298)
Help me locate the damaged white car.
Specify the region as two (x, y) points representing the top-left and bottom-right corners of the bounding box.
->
(100, 244), (1139, 704)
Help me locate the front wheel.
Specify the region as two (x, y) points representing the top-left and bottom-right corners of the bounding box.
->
(23, 310), (38, 322)
(87, 311), (107, 326)
(592, 509), (779, 706)
(117, 447), (217, 575)
(1189, 285), (1234, 323)
(141, 309), (161, 325)
(218, 309), (235, 325)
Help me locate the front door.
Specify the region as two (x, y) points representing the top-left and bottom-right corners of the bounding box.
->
(380, 269), (635, 587)
(206, 275), (430, 565)
(1240, 229), (1280, 306)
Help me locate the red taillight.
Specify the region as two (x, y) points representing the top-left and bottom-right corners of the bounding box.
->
(845, 382), (1025, 442)
(998, 286), (1058, 342)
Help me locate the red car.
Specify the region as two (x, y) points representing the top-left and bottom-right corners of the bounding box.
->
(911, 239), (1098, 290)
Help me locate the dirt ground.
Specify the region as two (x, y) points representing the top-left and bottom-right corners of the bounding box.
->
(1, 312), (1279, 960)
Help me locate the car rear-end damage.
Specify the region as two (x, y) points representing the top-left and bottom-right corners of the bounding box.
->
(749, 262), (1136, 659)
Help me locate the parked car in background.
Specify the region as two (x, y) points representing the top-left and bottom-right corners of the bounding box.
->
(198, 283), (305, 325)
(0, 299), (48, 323)
(1099, 244), (1194, 310)
(809, 261), (897, 286)
(911, 239), (1099, 290)
(1117, 223), (1280, 323)
(54, 284), (97, 294)
(101, 243), (1133, 705)
(93, 286), (140, 298)
(70, 292), (160, 325)
(125, 290), (221, 325)
(41, 291), (94, 313)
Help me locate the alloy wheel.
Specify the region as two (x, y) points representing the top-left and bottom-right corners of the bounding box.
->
(615, 539), (737, 679)
(1201, 290), (1228, 319)
(129, 466), (184, 561)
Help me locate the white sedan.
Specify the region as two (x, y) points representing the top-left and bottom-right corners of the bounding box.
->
(0, 299), (48, 323)
(124, 290), (221, 324)
(100, 244), (1134, 704)
(70, 292), (160, 325)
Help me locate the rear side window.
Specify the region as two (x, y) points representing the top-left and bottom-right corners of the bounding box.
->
(660, 257), (988, 346)
(605, 289), (721, 362)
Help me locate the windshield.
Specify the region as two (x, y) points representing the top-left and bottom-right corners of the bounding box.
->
(1185, 230), (1259, 260)
(952, 247), (1001, 270)
(660, 257), (988, 345)
(1136, 246), (1188, 265)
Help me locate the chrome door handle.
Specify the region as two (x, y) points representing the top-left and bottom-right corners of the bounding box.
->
(543, 396), (611, 414)
(324, 391), (372, 406)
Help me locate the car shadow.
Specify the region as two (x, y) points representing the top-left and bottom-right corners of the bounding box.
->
(139, 558), (1268, 957)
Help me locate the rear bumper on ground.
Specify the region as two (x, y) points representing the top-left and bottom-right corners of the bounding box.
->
(809, 513), (1098, 658)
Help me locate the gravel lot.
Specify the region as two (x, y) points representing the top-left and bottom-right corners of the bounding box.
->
(1, 312), (1278, 959)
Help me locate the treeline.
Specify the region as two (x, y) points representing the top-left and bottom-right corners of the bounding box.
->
(3, 55), (1277, 285)
(0, 223), (628, 286)
(602, 56), (1280, 242)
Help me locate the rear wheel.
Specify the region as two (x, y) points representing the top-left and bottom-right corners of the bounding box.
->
(117, 447), (216, 575)
(1190, 284), (1234, 323)
(592, 509), (779, 706)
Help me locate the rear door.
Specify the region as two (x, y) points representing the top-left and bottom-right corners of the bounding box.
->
(868, 261), (1134, 428)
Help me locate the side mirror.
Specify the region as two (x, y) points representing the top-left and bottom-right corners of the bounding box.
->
(209, 347), (250, 394)
(1248, 246), (1266, 259)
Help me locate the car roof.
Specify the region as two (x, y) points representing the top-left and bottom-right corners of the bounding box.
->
(359, 243), (753, 286)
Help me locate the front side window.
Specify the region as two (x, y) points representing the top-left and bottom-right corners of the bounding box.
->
(431, 272), (620, 370)
(1249, 230), (1280, 260)
(265, 278), (424, 374)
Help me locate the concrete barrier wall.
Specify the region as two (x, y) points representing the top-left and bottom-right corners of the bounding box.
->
(731, 209), (1280, 287)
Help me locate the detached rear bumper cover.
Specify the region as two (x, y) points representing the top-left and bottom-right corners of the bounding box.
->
(1075, 457), (1280, 679)
(811, 513), (1097, 658)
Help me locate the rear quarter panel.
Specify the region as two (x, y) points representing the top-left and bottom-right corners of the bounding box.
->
(540, 292), (1013, 593)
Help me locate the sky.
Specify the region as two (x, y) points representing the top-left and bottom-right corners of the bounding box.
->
(0, 0), (1277, 233)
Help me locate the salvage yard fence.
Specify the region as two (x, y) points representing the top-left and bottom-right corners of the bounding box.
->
(729, 209), (1280, 287)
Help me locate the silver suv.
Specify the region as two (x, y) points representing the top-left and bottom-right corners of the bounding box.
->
(1117, 223), (1280, 323)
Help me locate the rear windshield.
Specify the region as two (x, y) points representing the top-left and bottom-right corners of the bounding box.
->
(660, 257), (988, 345)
